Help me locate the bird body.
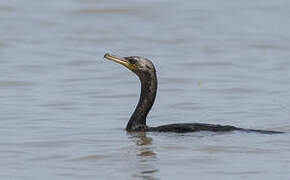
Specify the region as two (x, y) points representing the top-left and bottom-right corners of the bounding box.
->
(104, 53), (283, 134)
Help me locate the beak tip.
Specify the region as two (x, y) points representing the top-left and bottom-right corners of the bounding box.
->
(104, 53), (110, 58)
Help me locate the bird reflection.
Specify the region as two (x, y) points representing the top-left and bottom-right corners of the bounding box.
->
(128, 132), (159, 180)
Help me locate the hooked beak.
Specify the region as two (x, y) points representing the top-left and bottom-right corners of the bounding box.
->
(104, 53), (136, 71)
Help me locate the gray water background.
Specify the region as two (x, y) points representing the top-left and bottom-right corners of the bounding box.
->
(1, 0), (290, 179)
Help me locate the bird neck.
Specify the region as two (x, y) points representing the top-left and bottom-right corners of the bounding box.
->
(126, 71), (157, 131)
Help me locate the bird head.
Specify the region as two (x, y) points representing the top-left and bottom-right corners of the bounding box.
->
(104, 53), (156, 77)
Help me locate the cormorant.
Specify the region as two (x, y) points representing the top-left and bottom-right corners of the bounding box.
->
(104, 53), (283, 134)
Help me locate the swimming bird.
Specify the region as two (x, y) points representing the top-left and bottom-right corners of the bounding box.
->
(104, 53), (283, 134)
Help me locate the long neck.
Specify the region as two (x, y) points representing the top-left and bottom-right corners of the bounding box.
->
(126, 71), (157, 131)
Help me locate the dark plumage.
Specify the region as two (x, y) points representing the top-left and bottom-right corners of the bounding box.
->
(104, 53), (283, 134)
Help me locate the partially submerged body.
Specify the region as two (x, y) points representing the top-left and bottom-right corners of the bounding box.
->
(129, 123), (283, 134)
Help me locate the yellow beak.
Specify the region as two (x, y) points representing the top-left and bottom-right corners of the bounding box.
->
(104, 53), (136, 71)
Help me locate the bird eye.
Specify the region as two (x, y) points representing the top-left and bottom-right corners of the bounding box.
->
(129, 59), (137, 64)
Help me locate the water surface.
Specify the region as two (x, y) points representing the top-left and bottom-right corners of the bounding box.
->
(1, 0), (290, 179)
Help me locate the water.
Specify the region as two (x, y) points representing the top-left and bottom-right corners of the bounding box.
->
(1, 0), (290, 179)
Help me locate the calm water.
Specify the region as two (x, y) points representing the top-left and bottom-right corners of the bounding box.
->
(1, 0), (290, 179)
